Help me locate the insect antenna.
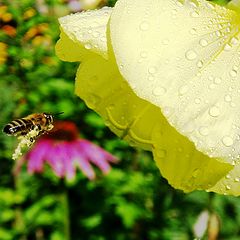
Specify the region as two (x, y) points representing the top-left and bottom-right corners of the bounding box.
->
(54, 112), (64, 116)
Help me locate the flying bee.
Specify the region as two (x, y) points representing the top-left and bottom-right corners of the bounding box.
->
(3, 112), (64, 160)
(3, 112), (64, 138)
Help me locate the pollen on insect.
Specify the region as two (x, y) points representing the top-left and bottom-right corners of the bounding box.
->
(12, 125), (54, 160)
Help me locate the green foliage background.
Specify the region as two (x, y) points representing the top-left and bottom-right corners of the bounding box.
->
(0, 0), (239, 239)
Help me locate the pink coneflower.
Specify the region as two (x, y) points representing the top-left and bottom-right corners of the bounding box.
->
(15, 121), (118, 180)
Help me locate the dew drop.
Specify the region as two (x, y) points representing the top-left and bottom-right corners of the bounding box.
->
(226, 174), (231, 179)
(197, 60), (203, 68)
(189, 28), (197, 35)
(179, 85), (189, 95)
(224, 43), (232, 51)
(199, 39), (208, 47)
(233, 65), (238, 71)
(185, 49), (197, 60)
(199, 126), (209, 136)
(153, 87), (166, 96)
(139, 21), (149, 31)
(148, 66), (157, 74)
(84, 43), (92, 49)
(214, 77), (222, 84)
(225, 185), (231, 190)
(222, 136), (234, 147)
(195, 98), (201, 104)
(234, 177), (240, 182)
(230, 69), (237, 78)
(140, 51), (148, 58)
(209, 106), (220, 117)
(231, 37), (239, 45)
(224, 94), (232, 102)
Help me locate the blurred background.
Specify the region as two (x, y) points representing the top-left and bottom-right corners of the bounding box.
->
(0, 0), (239, 239)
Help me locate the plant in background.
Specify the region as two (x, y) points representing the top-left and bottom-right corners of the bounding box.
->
(0, 42), (7, 64)
(3, 0), (240, 239)
(14, 121), (118, 180)
(67, 0), (107, 12)
(56, 0), (240, 196)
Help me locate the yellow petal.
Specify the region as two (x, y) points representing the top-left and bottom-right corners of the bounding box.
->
(110, 0), (240, 163)
(55, 7), (233, 193)
(208, 162), (240, 196)
(75, 46), (232, 192)
(56, 7), (112, 61)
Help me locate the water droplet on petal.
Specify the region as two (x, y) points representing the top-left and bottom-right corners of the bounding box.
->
(189, 28), (197, 35)
(235, 177), (240, 182)
(225, 185), (231, 190)
(226, 174), (231, 179)
(199, 39), (208, 47)
(140, 51), (148, 58)
(195, 98), (201, 104)
(153, 87), (166, 96)
(224, 94), (232, 102)
(224, 43), (232, 51)
(230, 69), (237, 78)
(179, 85), (189, 95)
(222, 136), (234, 147)
(214, 77), (222, 84)
(199, 126), (209, 136)
(185, 50), (197, 60)
(197, 60), (203, 68)
(148, 66), (157, 74)
(84, 43), (92, 49)
(209, 106), (220, 117)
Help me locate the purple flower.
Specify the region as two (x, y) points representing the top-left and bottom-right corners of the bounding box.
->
(15, 121), (118, 180)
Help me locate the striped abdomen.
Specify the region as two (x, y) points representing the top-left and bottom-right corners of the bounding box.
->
(3, 112), (62, 137)
(3, 118), (35, 136)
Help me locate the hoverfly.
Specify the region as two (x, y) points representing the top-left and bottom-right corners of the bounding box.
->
(3, 112), (64, 160)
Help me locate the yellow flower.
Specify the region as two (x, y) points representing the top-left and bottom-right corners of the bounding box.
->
(56, 0), (240, 195)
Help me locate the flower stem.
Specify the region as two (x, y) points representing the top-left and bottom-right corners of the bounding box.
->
(13, 173), (25, 237)
(60, 190), (71, 240)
